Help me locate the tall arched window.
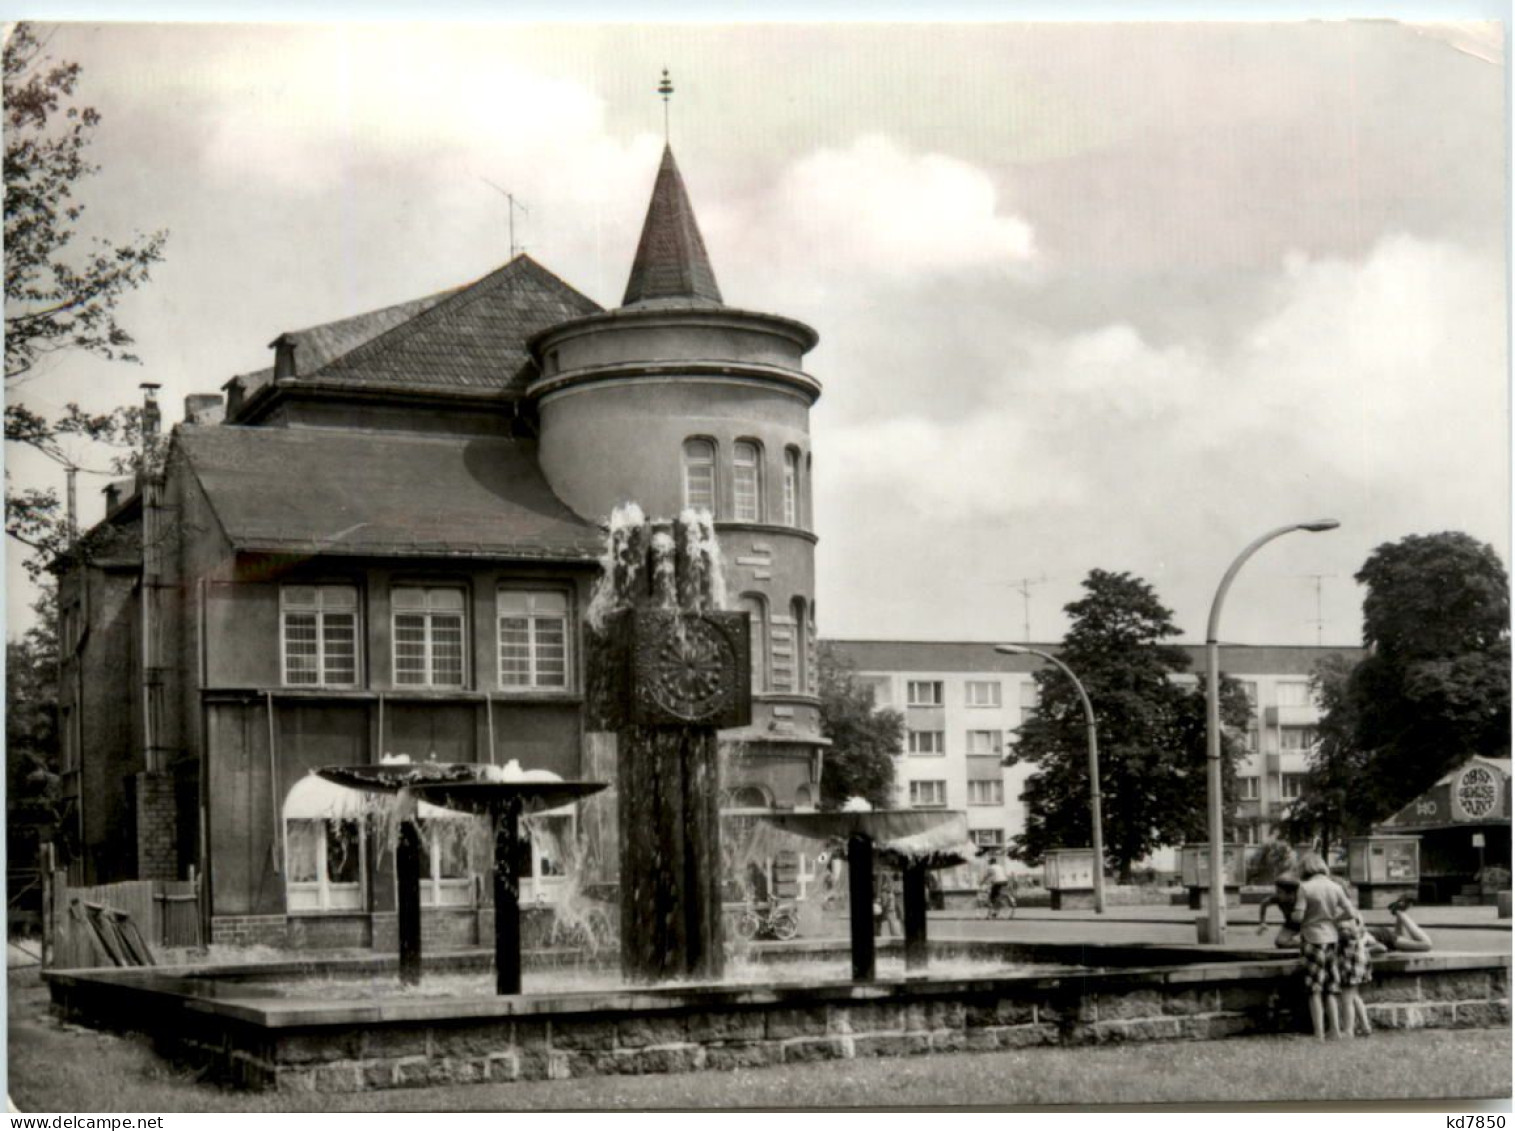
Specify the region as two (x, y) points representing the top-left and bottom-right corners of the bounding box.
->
(733, 440), (762, 522)
(739, 593), (769, 692)
(783, 448), (800, 527)
(682, 438), (717, 515)
(791, 597), (809, 696)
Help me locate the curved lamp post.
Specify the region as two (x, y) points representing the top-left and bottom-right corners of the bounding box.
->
(996, 644), (1105, 915)
(1204, 519), (1340, 944)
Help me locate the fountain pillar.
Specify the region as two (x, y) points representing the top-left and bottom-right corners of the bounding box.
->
(396, 819), (423, 986)
(493, 797), (524, 996)
(847, 832), (876, 982)
(588, 509), (751, 985)
(902, 859), (929, 971)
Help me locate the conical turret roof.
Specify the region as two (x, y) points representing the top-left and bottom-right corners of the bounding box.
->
(621, 145), (723, 309)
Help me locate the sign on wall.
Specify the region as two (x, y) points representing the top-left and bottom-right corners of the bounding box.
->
(1386, 758), (1510, 828)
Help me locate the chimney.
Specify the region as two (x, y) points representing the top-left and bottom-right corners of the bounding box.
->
(140, 383), (162, 438)
(223, 376), (244, 420)
(103, 477), (136, 513)
(184, 393), (225, 426)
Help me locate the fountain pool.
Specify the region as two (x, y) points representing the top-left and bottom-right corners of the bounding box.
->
(46, 939), (1508, 1093)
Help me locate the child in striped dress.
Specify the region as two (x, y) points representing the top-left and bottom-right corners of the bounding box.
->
(1337, 915), (1374, 1038)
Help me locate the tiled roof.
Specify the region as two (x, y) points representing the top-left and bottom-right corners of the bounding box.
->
(177, 424), (603, 562)
(305, 256), (602, 395)
(278, 289), (460, 376)
(825, 639), (1365, 676)
(621, 145), (723, 309)
(224, 365), (275, 401)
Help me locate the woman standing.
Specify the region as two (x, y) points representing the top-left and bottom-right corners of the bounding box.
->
(1288, 851), (1358, 1040)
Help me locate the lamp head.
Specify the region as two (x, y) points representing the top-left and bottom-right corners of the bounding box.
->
(994, 644), (1029, 656)
(1298, 519), (1341, 533)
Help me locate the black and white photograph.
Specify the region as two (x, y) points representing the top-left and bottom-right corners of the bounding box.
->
(3, 9), (1510, 1115)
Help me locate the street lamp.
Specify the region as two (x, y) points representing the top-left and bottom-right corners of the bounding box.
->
(995, 643), (1106, 914)
(1203, 519), (1340, 944)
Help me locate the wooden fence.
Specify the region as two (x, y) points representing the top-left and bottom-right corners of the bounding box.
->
(44, 872), (202, 969)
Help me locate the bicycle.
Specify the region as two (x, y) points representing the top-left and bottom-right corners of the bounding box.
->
(976, 886), (1017, 920)
(734, 900), (800, 941)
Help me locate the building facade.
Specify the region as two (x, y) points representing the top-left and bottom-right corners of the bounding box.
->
(825, 640), (1366, 867)
(55, 144), (827, 946)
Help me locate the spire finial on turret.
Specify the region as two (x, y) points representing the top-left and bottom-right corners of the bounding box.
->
(621, 121), (723, 308)
(658, 67), (674, 142)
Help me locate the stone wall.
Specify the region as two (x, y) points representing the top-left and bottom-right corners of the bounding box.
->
(49, 951), (1509, 1094)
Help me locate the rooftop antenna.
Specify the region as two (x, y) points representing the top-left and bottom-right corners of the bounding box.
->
(1296, 573), (1337, 645)
(658, 67), (674, 142)
(1008, 575), (1049, 644)
(481, 178), (528, 258)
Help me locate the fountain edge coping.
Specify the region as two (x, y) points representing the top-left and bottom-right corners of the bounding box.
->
(45, 950), (1508, 1030)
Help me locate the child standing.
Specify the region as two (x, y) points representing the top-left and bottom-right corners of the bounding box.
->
(1337, 915), (1374, 1038)
(1289, 851), (1356, 1040)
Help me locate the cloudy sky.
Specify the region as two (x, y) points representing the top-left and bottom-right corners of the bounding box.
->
(5, 17), (1508, 649)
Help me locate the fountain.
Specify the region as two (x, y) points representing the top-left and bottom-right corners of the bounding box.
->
(41, 506), (1510, 1093)
(585, 506), (748, 984)
(760, 804), (974, 979)
(315, 760), (604, 995)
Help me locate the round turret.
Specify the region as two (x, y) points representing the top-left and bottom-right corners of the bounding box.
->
(529, 145), (826, 807)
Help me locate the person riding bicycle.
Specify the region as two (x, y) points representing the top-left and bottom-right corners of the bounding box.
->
(983, 855), (1014, 918)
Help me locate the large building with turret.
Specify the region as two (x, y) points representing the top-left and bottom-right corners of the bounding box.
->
(55, 144), (826, 946)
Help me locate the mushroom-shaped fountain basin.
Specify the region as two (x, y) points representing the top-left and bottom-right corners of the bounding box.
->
(405, 780), (605, 816)
(315, 762), (606, 995)
(757, 809), (973, 980)
(759, 808), (970, 855)
(316, 763), (605, 815)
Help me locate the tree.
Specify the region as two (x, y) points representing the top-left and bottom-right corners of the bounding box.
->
(817, 642), (903, 811)
(4, 23), (166, 381)
(1279, 652), (1375, 854)
(1008, 569), (1251, 882)
(6, 588), (70, 873)
(1347, 532), (1510, 816)
(4, 23), (167, 576)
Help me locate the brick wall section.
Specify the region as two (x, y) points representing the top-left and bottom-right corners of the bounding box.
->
(53, 955), (1507, 1094)
(209, 915), (289, 948)
(134, 772), (178, 881)
(213, 908), (501, 951)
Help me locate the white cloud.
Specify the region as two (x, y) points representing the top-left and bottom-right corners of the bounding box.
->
(709, 135), (1035, 305)
(815, 232), (1507, 639)
(1231, 235), (1507, 502)
(199, 28), (611, 194)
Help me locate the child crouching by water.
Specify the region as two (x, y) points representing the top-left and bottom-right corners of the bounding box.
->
(1256, 873), (1302, 948)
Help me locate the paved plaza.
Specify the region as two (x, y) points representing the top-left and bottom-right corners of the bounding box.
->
(925, 902), (1512, 955)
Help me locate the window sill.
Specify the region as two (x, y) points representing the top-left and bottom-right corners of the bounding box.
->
(286, 909), (368, 918)
(249, 687), (584, 703)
